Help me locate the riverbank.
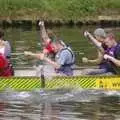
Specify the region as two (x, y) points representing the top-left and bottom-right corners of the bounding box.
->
(1, 16), (120, 27)
(0, 0), (120, 25)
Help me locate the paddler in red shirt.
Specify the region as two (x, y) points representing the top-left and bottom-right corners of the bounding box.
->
(39, 21), (56, 57)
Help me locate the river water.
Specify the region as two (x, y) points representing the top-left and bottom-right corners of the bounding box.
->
(0, 24), (120, 119)
(0, 89), (120, 120)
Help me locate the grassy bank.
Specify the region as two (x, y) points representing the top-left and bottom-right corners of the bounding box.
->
(0, 0), (120, 23)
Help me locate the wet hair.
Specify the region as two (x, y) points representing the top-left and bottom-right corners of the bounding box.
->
(46, 29), (58, 43)
(0, 29), (4, 38)
(46, 29), (54, 36)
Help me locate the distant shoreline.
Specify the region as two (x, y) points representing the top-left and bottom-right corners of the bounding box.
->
(0, 16), (120, 27)
(0, 0), (120, 26)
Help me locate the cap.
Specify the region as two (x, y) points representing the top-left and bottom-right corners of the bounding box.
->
(94, 28), (106, 38)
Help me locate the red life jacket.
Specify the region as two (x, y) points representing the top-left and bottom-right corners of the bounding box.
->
(44, 42), (55, 54)
(0, 54), (13, 77)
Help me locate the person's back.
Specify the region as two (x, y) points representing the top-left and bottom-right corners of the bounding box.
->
(55, 45), (75, 76)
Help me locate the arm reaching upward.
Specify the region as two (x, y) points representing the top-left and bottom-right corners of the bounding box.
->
(39, 21), (50, 42)
(84, 31), (104, 54)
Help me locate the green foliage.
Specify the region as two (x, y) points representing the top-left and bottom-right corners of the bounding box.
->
(0, 0), (120, 21)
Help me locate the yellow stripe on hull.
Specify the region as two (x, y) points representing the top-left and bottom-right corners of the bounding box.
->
(0, 76), (120, 91)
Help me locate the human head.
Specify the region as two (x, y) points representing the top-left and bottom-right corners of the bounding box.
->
(52, 39), (66, 53)
(104, 33), (117, 48)
(46, 29), (55, 39)
(0, 29), (4, 39)
(94, 28), (106, 42)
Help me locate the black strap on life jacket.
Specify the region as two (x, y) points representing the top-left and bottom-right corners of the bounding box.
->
(59, 47), (75, 67)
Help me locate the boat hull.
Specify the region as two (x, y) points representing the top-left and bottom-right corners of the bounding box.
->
(0, 76), (120, 91)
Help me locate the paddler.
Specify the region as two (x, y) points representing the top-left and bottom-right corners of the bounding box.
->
(24, 39), (75, 76)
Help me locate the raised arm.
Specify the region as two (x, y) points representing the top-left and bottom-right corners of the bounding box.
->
(38, 21), (50, 42)
(84, 31), (104, 53)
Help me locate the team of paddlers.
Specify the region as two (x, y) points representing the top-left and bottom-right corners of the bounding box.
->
(0, 21), (120, 76)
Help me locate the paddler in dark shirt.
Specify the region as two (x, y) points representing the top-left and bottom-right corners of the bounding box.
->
(82, 28), (113, 75)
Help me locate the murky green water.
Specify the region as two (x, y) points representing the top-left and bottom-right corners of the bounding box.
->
(1, 25), (120, 119)
(0, 89), (119, 120)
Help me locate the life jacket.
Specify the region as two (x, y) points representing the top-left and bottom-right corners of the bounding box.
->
(44, 41), (55, 54)
(56, 47), (75, 76)
(61, 47), (75, 66)
(0, 54), (13, 77)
